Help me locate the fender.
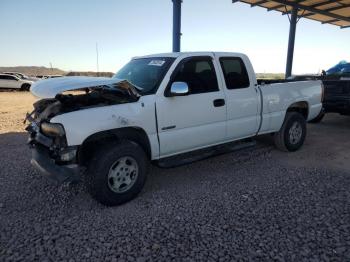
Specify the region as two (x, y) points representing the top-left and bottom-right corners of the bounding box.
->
(78, 127), (152, 165)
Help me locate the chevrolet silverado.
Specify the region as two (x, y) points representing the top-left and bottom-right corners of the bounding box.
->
(26, 52), (323, 206)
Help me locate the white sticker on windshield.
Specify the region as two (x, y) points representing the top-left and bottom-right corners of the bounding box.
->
(148, 60), (166, 66)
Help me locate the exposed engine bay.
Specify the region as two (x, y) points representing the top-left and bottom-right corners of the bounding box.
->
(25, 80), (140, 123)
(25, 80), (141, 167)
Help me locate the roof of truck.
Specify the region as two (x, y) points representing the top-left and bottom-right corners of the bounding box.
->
(135, 52), (247, 59)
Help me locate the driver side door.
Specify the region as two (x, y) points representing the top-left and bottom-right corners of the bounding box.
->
(156, 56), (227, 157)
(7, 75), (20, 88)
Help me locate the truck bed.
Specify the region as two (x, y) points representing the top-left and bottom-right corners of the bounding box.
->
(257, 78), (309, 85)
(257, 80), (323, 134)
(258, 77), (350, 116)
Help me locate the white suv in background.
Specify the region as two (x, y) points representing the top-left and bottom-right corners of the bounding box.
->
(0, 74), (34, 90)
(3, 72), (39, 81)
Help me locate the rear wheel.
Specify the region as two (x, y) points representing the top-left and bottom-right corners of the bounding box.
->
(86, 140), (149, 206)
(274, 112), (306, 152)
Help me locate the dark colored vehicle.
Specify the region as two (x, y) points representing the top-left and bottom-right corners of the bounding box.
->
(323, 80), (350, 115)
(326, 61), (350, 77)
(310, 80), (350, 123)
(310, 62), (350, 123)
(281, 61), (350, 123)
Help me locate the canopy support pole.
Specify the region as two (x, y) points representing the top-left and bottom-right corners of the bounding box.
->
(285, 7), (298, 78)
(172, 0), (182, 52)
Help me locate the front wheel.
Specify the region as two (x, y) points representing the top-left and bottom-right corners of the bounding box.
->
(86, 140), (149, 206)
(274, 112), (307, 152)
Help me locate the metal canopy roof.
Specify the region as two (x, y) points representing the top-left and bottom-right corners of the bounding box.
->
(234, 0), (350, 28)
(171, 0), (348, 78)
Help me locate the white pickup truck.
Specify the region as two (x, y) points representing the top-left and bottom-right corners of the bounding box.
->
(26, 52), (323, 206)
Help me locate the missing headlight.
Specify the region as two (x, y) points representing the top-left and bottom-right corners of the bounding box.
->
(41, 122), (65, 137)
(59, 147), (77, 162)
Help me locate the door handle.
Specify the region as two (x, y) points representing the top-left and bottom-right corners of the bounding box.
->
(213, 99), (225, 107)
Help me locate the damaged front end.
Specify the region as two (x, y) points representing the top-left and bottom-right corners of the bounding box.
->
(25, 78), (141, 183)
(26, 112), (79, 183)
(26, 103), (80, 183)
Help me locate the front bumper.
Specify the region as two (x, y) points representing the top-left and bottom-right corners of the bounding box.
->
(30, 145), (80, 184)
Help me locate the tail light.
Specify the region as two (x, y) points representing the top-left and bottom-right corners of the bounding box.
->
(321, 82), (325, 103)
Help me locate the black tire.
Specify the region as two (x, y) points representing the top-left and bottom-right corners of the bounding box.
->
(309, 108), (325, 123)
(274, 112), (307, 152)
(20, 83), (31, 91)
(86, 140), (149, 206)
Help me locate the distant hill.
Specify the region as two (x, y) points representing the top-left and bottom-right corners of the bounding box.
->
(0, 66), (114, 78)
(0, 66), (65, 76)
(1, 66), (282, 80)
(256, 73), (285, 79)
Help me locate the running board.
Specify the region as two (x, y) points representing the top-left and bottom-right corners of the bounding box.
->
(156, 139), (257, 168)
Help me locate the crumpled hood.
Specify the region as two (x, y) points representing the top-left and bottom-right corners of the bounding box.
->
(30, 76), (140, 98)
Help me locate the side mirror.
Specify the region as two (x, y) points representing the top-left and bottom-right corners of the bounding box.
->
(169, 82), (189, 96)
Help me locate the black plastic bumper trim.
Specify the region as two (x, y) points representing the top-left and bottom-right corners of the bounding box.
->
(31, 146), (80, 184)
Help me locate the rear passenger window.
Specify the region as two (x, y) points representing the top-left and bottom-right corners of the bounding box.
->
(171, 57), (219, 94)
(219, 57), (250, 89)
(0, 75), (12, 80)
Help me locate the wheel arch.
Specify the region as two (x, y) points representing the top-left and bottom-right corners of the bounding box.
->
(286, 101), (309, 119)
(77, 127), (152, 165)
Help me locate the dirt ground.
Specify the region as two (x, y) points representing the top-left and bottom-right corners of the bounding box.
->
(0, 91), (37, 133)
(0, 91), (349, 261)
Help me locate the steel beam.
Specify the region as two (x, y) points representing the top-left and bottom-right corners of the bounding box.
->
(267, 0), (350, 23)
(302, 4), (350, 18)
(310, 0), (339, 8)
(285, 7), (298, 78)
(251, 0), (268, 7)
(322, 18), (339, 24)
(273, 0), (339, 10)
(172, 0), (182, 52)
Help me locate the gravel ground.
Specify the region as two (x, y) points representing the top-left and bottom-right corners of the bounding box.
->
(0, 92), (349, 261)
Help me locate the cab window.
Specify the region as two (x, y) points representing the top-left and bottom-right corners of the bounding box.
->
(8, 75), (17, 80)
(0, 75), (16, 80)
(220, 57), (250, 89)
(171, 57), (219, 94)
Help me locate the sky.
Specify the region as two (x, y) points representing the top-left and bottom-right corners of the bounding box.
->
(0, 0), (349, 74)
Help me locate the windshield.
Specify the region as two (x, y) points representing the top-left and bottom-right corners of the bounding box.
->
(16, 74), (26, 79)
(6, 73), (26, 79)
(113, 57), (175, 95)
(341, 65), (350, 73)
(326, 61), (350, 75)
